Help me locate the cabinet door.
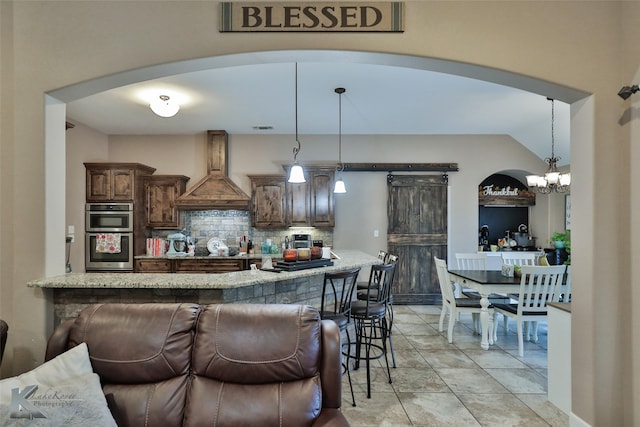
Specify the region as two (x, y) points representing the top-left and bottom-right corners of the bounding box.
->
(86, 169), (112, 201)
(135, 259), (172, 273)
(174, 258), (246, 273)
(250, 176), (287, 228)
(110, 169), (135, 201)
(287, 181), (310, 226)
(310, 169), (334, 227)
(145, 176), (189, 228)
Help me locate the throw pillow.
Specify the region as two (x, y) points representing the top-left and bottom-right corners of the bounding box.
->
(0, 343), (116, 426)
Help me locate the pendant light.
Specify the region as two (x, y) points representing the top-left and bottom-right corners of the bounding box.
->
(526, 98), (570, 194)
(150, 95), (180, 118)
(288, 63), (306, 183)
(333, 87), (347, 193)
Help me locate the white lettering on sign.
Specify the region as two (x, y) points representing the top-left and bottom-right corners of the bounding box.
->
(220, 2), (404, 32)
(482, 185), (519, 196)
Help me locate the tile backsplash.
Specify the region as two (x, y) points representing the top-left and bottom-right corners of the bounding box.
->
(149, 210), (333, 255)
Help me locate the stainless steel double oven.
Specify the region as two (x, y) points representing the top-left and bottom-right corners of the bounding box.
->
(85, 203), (134, 271)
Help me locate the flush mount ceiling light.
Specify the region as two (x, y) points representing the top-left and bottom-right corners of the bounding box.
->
(618, 84), (639, 100)
(288, 63), (306, 183)
(333, 87), (346, 194)
(150, 94), (180, 118)
(526, 98), (571, 194)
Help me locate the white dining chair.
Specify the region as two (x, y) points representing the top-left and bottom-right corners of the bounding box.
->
(455, 252), (487, 270)
(453, 253), (487, 331)
(500, 252), (538, 266)
(492, 265), (566, 357)
(455, 252), (510, 332)
(434, 257), (493, 343)
(500, 251), (541, 335)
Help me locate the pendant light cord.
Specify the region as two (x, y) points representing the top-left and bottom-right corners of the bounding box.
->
(335, 87), (346, 173)
(293, 63), (301, 161)
(549, 97), (555, 158)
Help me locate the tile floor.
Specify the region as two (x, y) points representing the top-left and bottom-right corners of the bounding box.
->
(340, 305), (569, 426)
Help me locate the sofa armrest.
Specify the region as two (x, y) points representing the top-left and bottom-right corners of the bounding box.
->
(44, 319), (74, 361)
(320, 319), (343, 409)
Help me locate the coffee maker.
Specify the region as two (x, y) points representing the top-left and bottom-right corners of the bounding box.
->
(479, 225), (490, 251)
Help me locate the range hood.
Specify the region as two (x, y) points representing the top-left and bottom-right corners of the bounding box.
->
(175, 130), (250, 210)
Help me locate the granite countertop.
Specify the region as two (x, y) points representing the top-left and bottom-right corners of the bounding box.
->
(28, 250), (380, 290)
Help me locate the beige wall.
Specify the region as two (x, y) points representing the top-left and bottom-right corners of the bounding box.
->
(2, 1), (639, 425)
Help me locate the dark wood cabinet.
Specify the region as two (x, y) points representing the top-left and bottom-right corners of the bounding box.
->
(286, 180), (311, 226)
(135, 258), (172, 273)
(85, 163), (155, 202)
(249, 175), (288, 228)
(135, 257), (246, 273)
(174, 258), (245, 274)
(85, 163), (156, 257)
(250, 167), (335, 229)
(308, 168), (335, 227)
(144, 175), (189, 228)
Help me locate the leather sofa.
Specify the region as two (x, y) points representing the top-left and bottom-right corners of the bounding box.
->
(45, 303), (350, 427)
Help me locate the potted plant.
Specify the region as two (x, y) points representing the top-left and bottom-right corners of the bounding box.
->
(551, 230), (571, 265)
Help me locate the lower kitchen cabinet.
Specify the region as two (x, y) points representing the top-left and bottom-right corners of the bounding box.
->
(174, 258), (245, 273)
(135, 259), (172, 273)
(135, 257), (246, 273)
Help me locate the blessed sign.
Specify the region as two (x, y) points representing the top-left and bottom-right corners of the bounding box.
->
(220, 2), (404, 32)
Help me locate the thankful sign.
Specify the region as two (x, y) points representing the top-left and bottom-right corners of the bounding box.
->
(220, 2), (404, 32)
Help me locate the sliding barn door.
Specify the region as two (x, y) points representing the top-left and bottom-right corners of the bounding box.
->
(388, 175), (448, 304)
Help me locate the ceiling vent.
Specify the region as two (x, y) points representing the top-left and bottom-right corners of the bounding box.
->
(175, 130), (250, 210)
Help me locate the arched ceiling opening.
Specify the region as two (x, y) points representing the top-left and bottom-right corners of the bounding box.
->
(52, 50), (588, 165)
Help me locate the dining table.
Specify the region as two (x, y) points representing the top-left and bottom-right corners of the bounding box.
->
(447, 269), (521, 350)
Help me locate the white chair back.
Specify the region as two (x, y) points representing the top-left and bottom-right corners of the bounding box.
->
(434, 257), (455, 307)
(501, 252), (537, 266)
(516, 265), (566, 314)
(562, 265), (571, 302)
(455, 253), (487, 270)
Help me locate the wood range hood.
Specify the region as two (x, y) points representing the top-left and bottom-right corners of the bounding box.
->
(175, 130), (250, 211)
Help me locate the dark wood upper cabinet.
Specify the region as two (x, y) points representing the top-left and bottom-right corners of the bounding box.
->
(308, 168), (335, 227)
(249, 175), (288, 228)
(144, 175), (190, 228)
(250, 166), (335, 229)
(85, 163), (155, 202)
(286, 180), (311, 227)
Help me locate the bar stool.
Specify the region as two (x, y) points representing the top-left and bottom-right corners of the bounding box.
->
(349, 261), (396, 398)
(356, 254), (398, 368)
(319, 267), (361, 407)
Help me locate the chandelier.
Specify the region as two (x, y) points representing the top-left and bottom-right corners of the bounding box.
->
(526, 98), (570, 194)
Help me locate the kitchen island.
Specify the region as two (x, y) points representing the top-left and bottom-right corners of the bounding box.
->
(28, 250), (381, 325)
